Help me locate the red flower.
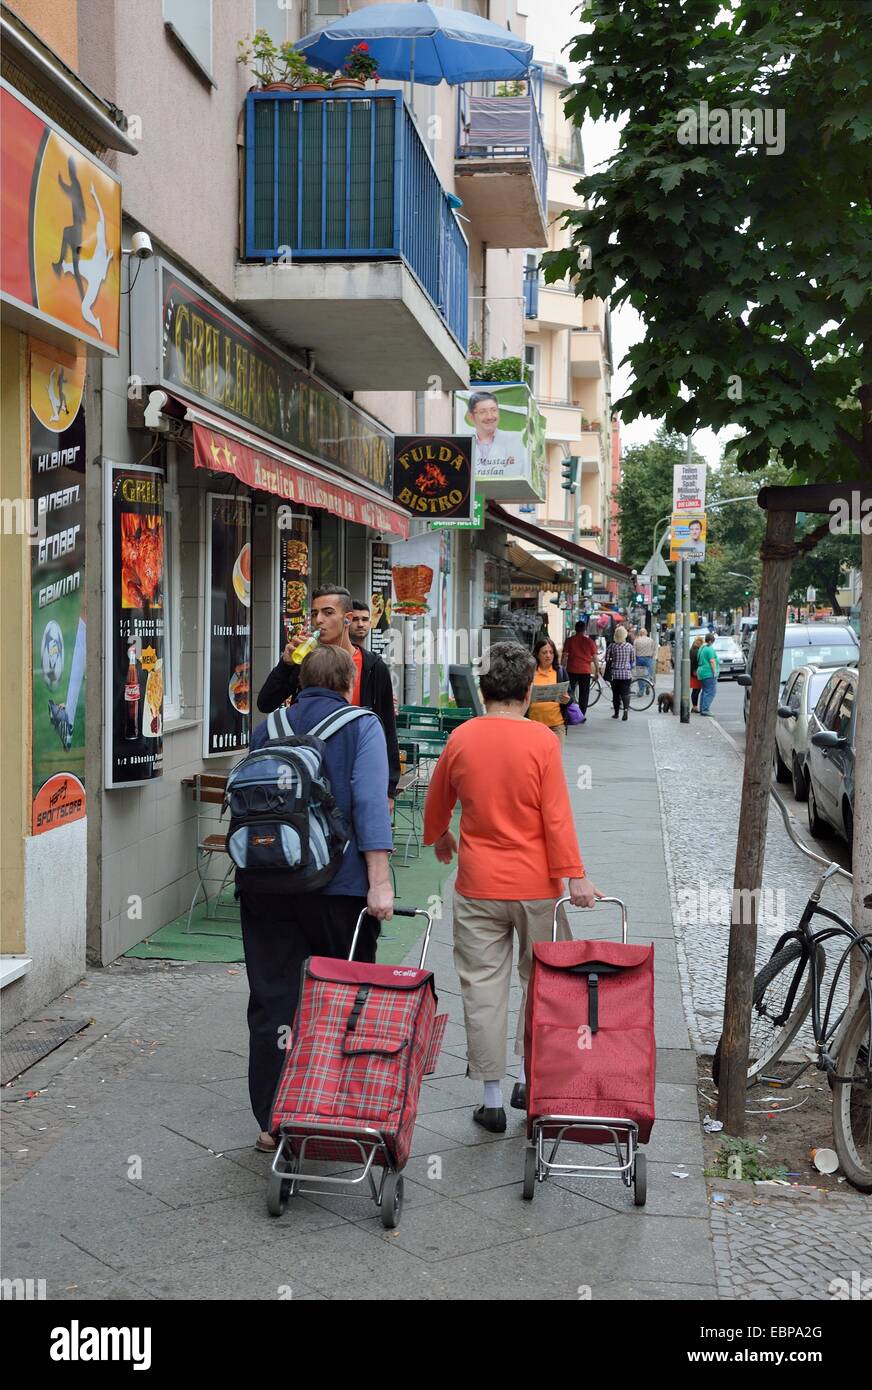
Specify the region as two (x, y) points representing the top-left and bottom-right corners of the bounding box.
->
(358, 42), (368, 51)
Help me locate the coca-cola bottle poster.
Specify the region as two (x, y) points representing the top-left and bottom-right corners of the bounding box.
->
(104, 463), (165, 787)
(204, 493), (251, 757)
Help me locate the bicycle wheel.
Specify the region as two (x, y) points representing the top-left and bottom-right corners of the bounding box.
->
(587, 678), (602, 708)
(712, 940), (820, 1088)
(832, 994), (872, 1192)
(629, 679), (655, 712)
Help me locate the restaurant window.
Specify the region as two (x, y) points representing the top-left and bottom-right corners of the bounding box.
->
(163, 0), (214, 85)
(162, 450), (182, 721)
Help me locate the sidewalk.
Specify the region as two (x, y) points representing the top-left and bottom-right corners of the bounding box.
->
(2, 698), (716, 1301)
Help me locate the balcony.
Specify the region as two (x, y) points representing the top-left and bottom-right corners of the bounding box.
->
(538, 398), (583, 442)
(545, 140), (585, 211)
(571, 327), (603, 377)
(237, 91), (468, 392)
(454, 83), (548, 248)
(537, 279), (580, 330)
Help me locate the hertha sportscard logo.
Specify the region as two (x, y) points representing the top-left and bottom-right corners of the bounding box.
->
(31, 133), (121, 350)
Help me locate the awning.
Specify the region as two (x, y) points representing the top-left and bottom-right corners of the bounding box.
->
(487, 502), (633, 582)
(505, 542), (561, 581)
(184, 405), (410, 539)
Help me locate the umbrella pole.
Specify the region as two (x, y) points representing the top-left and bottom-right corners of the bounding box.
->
(410, 36), (415, 117)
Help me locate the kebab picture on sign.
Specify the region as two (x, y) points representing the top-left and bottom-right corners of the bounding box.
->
(391, 564), (433, 618)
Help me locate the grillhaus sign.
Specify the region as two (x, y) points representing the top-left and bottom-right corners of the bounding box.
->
(131, 260), (392, 495)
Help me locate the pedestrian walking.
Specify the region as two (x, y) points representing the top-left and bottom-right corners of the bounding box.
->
(527, 637), (570, 736)
(256, 584), (400, 807)
(561, 620), (599, 715)
(605, 625), (635, 720)
(689, 634), (704, 711)
(696, 631), (720, 715)
(240, 645), (395, 1153)
(632, 627), (657, 694)
(422, 643), (603, 1132)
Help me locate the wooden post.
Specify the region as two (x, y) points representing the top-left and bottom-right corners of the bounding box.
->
(717, 506), (796, 1134)
(851, 522), (872, 985)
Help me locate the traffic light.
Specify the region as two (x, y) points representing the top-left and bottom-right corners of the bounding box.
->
(561, 456), (578, 492)
(656, 584), (667, 600)
(581, 568), (594, 595)
(744, 588), (751, 596)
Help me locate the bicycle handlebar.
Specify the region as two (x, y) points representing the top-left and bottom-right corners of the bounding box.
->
(768, 782), (852, 884)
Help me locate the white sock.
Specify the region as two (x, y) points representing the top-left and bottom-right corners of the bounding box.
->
(483, 1080), (503, 1108)
(517, 1059), (526, 1085)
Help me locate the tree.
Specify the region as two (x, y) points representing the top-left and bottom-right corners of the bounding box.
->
(545, 0), (872, 1135)
(788, 529), (862, 613)
(615, 428), (699, 587)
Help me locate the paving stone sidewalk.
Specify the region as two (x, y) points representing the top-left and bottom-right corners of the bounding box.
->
(2, 697), (716, 1302)
(650, 710), (870, 1302)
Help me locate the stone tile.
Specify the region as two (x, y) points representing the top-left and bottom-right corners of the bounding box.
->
(402, 1136), (530, 1198)
(126, 1248), (323, 1301)
(412, 1105), (527, 1148)
(355, 1198), (524, 1263)
(454, 1177), (615, 1236)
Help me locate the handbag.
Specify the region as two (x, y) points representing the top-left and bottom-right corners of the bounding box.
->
(565, 702), (584, 726)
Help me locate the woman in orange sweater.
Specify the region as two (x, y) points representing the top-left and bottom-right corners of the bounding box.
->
(423, 643), (602, 1132)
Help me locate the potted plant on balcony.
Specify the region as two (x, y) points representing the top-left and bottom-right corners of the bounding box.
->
(331, 42), (380, 90)
(298, 64), (332, 92)
(238, 31), (306, 91)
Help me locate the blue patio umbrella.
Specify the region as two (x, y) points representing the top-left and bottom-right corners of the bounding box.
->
(296, 3), (533, 89)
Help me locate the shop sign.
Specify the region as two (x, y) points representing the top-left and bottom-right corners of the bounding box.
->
(205, 495), (251, 757)
(392, 435), (473, 521)
(670, 462), (707, 563)
(30, 341), (87, 831)
(104, 464), (165, 787)
(1, 80), (121, 354)
(454, 382), (546, 503)
(430, 494), (484, 530)
(132, 260), (393, 496)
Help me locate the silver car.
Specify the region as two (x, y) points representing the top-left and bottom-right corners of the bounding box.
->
(805, 666), (859, 857)
(713, 635), (745, 680)
(773, 665), (834, 801)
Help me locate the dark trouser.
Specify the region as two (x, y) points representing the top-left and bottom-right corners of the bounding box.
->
(239, 890), (379, 1130)
(691, 686), (700, 708)
(569, 672), (592, 714)
(612, 678), (631, 713)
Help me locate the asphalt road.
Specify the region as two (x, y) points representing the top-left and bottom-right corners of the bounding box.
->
(698, 671), (852, 874)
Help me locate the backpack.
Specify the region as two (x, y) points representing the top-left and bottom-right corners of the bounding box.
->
(224, 704), (375, 895)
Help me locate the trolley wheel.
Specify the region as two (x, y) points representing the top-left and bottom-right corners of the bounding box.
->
(522, 1145), (537, 1201)
(266, 1165), (292, 1218)
(380, 1171), (404, 1229)
(633, 1152), (647, 1207)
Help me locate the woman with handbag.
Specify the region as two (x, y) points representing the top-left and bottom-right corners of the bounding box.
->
(527, 637), (571, 736)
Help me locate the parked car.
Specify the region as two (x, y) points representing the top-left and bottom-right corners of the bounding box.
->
(805, 666), (859, 856)
(713, 634), (745, 680)
(739, 623), (859, 722)
(773, 664), (834, 801)
(738, 616), (758, 652)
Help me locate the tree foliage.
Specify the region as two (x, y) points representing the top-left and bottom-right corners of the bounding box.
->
(543, 0), (872, 481)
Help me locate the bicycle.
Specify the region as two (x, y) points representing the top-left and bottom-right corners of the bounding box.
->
(712, 785), (872, 1192)
(586, 670), (656, 712)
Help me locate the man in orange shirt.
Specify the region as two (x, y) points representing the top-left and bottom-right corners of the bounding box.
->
(423, 643), (602, 1132)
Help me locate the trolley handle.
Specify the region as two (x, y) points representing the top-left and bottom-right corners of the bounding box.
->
(552, 895), (628, 944)
(349, 906), (435, 969)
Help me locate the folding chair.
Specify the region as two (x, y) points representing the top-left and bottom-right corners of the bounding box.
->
(185, 774), (235, 933)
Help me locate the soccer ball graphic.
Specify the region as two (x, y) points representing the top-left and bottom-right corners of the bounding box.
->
(41, 620), (65, 690)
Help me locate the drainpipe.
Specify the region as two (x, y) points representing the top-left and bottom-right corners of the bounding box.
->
(481, 243), (488, 357)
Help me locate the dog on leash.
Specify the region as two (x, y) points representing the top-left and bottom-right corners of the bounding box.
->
(657, 692), (674, 714)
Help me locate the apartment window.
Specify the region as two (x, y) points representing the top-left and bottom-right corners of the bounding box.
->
(315, 0), (345, 14)
(254, 0), (288, 44)
(163, 0), (214, 85)
(524, 344), (539, 396)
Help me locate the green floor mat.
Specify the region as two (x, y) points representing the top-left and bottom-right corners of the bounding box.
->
(123, 811), (458, 967)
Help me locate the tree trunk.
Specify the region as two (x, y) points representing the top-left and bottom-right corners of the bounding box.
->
(717, 507), (795, 1133)
(850, 522), (872, 988)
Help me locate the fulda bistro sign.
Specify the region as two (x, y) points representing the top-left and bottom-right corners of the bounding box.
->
(392, 435), (474, 522)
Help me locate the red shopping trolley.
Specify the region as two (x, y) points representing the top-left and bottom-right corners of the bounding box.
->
(267, 906), (447, 1228)
(523, 896), (655, 1206)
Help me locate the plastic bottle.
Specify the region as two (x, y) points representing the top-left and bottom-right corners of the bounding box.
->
(291, 630), (320, 665)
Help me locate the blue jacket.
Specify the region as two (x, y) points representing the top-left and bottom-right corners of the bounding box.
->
(250, 687), (393, 896)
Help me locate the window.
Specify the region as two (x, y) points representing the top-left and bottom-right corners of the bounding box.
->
(784, 671), (801, 711)
(315, 0), (345, 14)
(828, 681), (855, 740)
(814, 674), (840, 722)
(163, 0), (214, 85)
(524, 344), (539, 395)
(255, 0), (288, 44)
(162, 452), (182, 721)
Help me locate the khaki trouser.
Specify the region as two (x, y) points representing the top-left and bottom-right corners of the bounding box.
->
(452, 894), (571, 1080)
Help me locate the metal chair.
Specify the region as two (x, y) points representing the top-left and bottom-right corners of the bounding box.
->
(185, 774), (235, 933)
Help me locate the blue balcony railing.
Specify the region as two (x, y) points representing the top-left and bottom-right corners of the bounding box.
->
(455, 79), (547, 215)
(523, 264), (539, 319)
(244, 90), (468, 351)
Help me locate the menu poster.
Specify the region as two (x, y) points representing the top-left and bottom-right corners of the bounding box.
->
(104, 463), (165, 787)
(30, 342), (87, 830)
(205, 494), (251, 757)
(276, 511), (311, 657)
(369, 541), (393, 659)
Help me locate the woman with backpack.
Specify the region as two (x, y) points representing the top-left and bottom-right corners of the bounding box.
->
(238, 645), (394, 1153)
(526, 637), (571, 735)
